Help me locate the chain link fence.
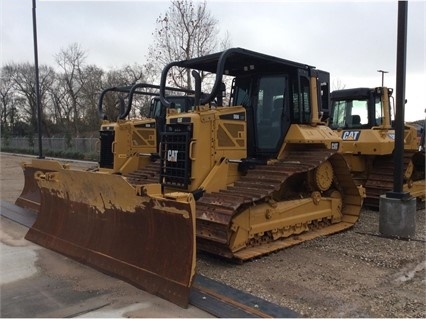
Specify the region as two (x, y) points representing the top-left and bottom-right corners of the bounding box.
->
(1, 137), (99, 160)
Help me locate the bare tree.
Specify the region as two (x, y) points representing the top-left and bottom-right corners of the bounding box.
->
(122, 64), (145, 85)
(146, 0), (229, 89)
(332, 78), (346, 91)
(47, 74), (68, 131)
(219, 30), (232, 51)
(3, 63), (55, 136)
(79, 64), (104, 133)
(55, 43), (87, 136)
(0, 66), (15, 135)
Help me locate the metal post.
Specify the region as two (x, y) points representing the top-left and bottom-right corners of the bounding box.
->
(32, 0), (43, 159)
(379, 0), (415, 238)
(389, 1), (407, 197)
(377, 70), (388, 86)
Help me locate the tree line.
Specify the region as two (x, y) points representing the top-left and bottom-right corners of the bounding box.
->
(1, 0), (229, 140)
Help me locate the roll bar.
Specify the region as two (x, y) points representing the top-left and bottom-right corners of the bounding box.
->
(160, 48), (237, 108)
(98, 83), (195, 120)
(98, 86), (132, 120)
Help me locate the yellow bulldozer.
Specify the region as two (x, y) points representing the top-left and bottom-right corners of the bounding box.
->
(16, 82), (195, 213)
(153, 48), (364, 260)
(23, 47), (364, 307)
(328, 87), (425, 209)
(22, 82), (198, 307)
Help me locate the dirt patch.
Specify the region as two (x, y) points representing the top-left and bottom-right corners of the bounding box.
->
(1, 152), (425, 317)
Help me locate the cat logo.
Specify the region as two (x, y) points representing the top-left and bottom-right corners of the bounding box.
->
(331, 142), (339, 150)
(342, 131), (361, 141)
(167, 150), (178, 162)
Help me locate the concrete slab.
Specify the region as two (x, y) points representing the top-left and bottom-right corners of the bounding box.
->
(0, 216), (213, 318)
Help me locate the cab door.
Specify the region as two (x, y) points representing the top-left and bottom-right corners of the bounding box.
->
(254, 75), (290, 158)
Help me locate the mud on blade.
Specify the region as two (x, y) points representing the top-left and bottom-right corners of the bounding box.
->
(25, 169), (196, 308)
(15, 159), (66, 213)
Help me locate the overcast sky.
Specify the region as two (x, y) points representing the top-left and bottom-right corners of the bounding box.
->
(1, 0), (425, 121)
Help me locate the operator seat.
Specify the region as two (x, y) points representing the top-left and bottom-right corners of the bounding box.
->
(351, 115), (361, 128)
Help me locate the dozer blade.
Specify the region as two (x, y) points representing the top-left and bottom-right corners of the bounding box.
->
(15, 159), (66, 213)
(25, 169), (196, 308)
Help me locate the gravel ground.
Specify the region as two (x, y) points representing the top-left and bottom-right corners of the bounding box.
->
(1, 152), (425, 318)
(197, 209), (425, 317)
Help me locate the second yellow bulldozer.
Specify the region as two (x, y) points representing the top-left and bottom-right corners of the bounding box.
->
(328, 86), (425, 209)
(16, 83), (195, 212)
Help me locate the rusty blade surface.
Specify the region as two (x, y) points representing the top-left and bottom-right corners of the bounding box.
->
(25, 169), (196, 308)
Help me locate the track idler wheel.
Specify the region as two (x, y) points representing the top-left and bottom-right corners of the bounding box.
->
(308, 160), (334, 191)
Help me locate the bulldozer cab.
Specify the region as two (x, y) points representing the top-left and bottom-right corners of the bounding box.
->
(160, 47), (330, 161)
(329, 86), (419, 152)
(231, 74), (289, 156)
(232, 69), (330, 158)
(329, 87), (394, 130)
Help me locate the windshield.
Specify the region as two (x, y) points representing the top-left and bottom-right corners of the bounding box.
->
(330, 99), (368, 129)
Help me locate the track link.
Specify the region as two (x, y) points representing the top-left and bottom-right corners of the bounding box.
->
(364, 151), (425, 209)
(195, 149), (362, 261)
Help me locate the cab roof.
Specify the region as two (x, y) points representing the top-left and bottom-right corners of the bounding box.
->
(172, 47), (315, 76)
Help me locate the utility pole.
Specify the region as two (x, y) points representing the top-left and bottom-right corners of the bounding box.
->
(32, 0), (43, 159)
(377, 70), (388, 86)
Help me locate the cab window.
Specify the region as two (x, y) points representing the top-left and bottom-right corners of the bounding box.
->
(255, 75), (286, 150)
